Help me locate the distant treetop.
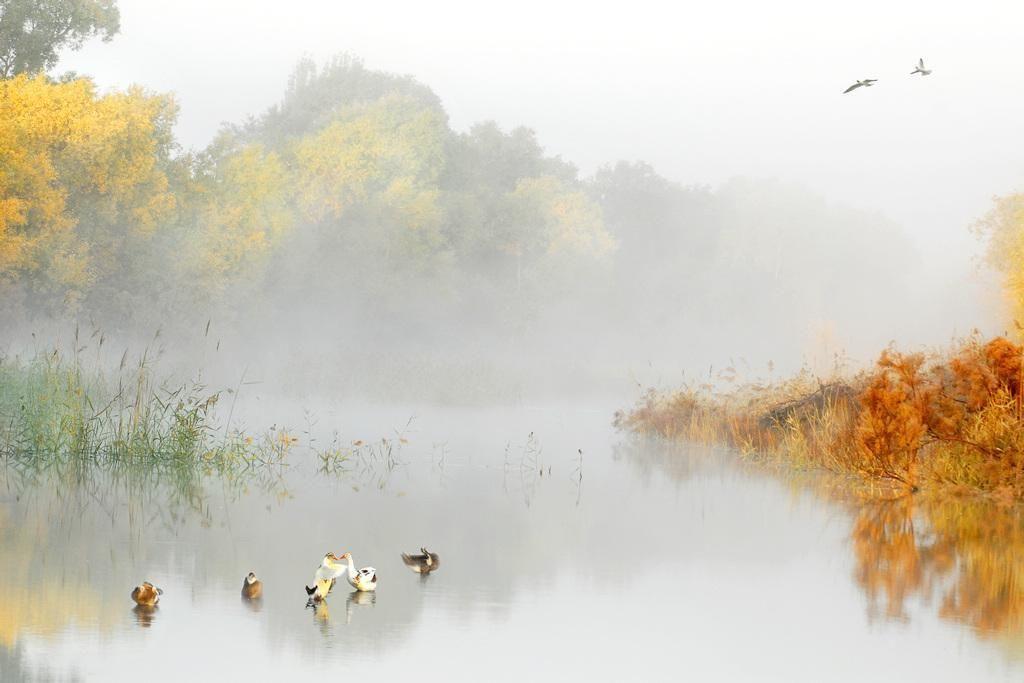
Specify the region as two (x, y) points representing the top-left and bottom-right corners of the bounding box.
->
(243, 54), (445, 146)
(0, 0), (120, 78)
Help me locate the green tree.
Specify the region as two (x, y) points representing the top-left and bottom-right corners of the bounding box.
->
(0, 0), (119, 78)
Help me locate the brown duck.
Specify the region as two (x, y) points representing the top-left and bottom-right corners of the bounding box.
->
(131, 582), (163, 607)
(241, 571), (263, 599)
(401, 547), (440, 574)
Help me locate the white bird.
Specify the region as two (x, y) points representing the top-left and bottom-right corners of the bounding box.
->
(843, 79), (877, 94)
(338, 552), (378, 592)
(305, 552), (346, 601)
(911, 58), (932, 76)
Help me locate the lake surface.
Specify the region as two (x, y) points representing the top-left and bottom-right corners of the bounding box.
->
(2, 402), (1023, 681)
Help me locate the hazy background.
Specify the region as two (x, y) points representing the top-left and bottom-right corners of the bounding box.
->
(3, 0), (1018, 400)
(60, 0), (1024, 266)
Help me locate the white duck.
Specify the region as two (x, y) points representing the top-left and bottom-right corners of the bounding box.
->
(338, 552), (378, 592)
(305, 552), (345, 601)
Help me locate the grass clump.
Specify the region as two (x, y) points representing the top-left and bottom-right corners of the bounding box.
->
(616, 336), (1024, 499)
(0, 347), (285, 473)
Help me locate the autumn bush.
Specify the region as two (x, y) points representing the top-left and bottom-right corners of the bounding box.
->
(617, 336), (1024, 499)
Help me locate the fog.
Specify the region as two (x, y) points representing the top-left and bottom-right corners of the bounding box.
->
(5, 0), (1022, 401)
(7, 7), (1024, 679)
(60, 0), (1024, 263)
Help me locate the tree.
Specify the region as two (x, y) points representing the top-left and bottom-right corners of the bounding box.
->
(0, 0), (120, 78)
(241, 54), (443, 146)
(974, 192), (1024, 326)
(0, 75), (176, 313)
(190, 142), (293, 293)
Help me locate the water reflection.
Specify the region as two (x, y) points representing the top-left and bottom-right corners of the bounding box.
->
(242, 596), (264, 613)
(850, 497), (1024, 641)
(618, 435), (1024, 654)
(132, 605), (159, 628)
(3, 406), (1024, 681)
(346, 590), (377, 624)
(307, 598), (334, 637)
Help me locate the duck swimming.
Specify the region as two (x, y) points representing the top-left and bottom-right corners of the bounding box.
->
(241, 571), (263, 599)
(305, 552), (345, 601)
(401, 547), (440, 574)
(338, 552), (377, 592)
(131, 582), (163, 607)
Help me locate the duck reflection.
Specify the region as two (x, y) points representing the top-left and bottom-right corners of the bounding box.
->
(132, 604), (159, 628)
(305, 595), (334, 637)
(242, 594), (264, 613)
(850, 497), (1024, 638)
(345, 589), (377, 624)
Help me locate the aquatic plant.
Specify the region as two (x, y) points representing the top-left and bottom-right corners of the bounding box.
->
(0, 345), (288, 474)
(313, 425), (410, 491)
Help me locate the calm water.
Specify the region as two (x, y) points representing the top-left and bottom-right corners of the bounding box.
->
(1, 403), (1022, 681)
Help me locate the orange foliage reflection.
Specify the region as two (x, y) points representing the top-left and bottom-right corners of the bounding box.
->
(850, 497), (1024, 638)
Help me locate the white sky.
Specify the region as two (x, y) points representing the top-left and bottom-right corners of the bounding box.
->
(59, 0), (1024, 270)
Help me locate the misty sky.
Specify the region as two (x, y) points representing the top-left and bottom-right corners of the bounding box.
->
(60, 0), (1024, 272)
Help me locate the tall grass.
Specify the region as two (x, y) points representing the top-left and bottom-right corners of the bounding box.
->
(0, 345), (283, 475)
(616, 336), (1024, 499)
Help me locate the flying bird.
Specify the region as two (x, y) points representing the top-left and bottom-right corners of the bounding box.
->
(910, 58), (932, 76)
(843, 79), (877, 94)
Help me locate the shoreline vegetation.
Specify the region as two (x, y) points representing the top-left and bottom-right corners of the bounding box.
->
(0, 335), (415, 495)
(0, 341), (289, 474)
(615, 335), (1024, 502)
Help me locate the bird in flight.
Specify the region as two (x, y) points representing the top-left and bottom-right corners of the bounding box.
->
(843, 79), (877, 94)
(910, 58), (932, 76)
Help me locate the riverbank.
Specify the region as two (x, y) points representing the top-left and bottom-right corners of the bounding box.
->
(616, 336), (1024, 501)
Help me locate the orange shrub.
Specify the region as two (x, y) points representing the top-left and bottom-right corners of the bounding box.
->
(619, 336), (1024, 499)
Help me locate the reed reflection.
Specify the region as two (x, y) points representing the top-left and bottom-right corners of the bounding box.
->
(850, 497), (1024, 640)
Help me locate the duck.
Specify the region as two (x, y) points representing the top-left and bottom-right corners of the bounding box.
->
(241, 571), (263, 599)
(131, 582), (163, 607)
(305, 552), (346, 601)
(305, 577), (336, 602)
(338, 552), (377, 592)
(843, 78), (877, 94)
(401, 547), (440, 574)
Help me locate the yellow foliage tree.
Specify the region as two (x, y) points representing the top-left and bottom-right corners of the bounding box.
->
(290, 95), (447, 259)
(0, 75), (176, 311)
(499, 175), (615, 291)
(974, 192), (1024, 328)
(193, 142), (292, 290)
(508, 175), (615, 260)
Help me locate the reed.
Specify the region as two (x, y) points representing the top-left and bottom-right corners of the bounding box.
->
(0, 346), (285, 474)
(616, 336), (1024, 499)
